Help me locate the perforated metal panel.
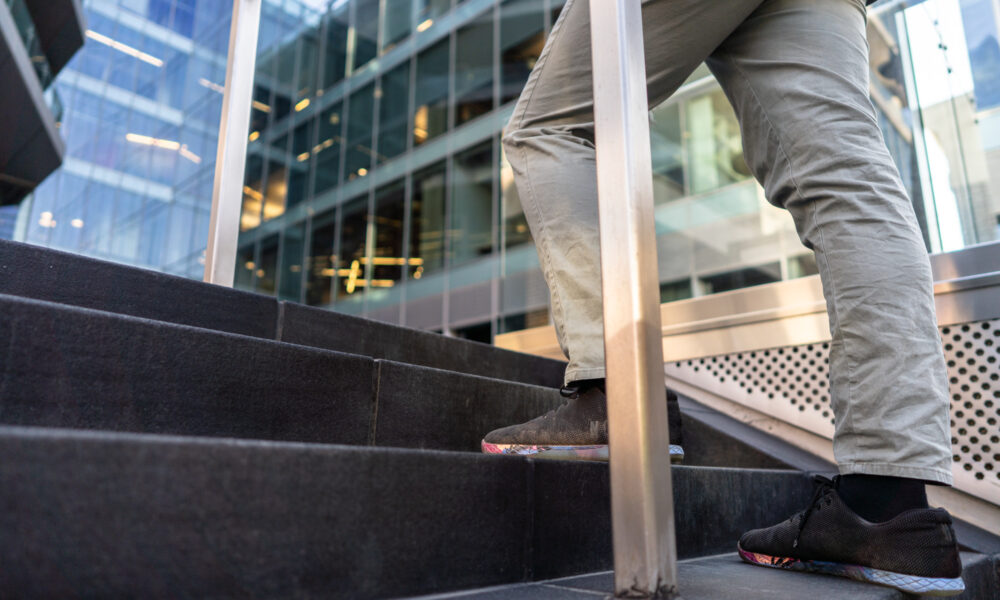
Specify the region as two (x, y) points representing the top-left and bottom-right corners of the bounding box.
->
(665, 317), (1000, 504)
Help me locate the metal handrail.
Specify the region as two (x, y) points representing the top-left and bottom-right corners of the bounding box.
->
(588, 0), (679, 597)
(205, 0), (679, 597)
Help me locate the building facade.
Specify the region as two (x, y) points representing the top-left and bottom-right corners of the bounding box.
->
(233, 0), (1000, 344)
(11, 0), (318, 272)
(0, 0), (85, 204)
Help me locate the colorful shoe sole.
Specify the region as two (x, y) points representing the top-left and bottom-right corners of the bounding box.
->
(737, 543), (965, 596)
(481, 441), (684, 463)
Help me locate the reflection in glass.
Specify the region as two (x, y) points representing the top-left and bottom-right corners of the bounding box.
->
(346, 84), (375, 180)
(649, 102), (684, 203)
(314, 103), (344, 195)
(257, 235), (279, 294)
(415, 39), (449, 145)
(235, 245), (256, 290)
(500, 0), (545, 104)
(456, 13), (494, 125)
(354, 0), (379, 70)
(378, 62), (410, 163)
(450, 142), (494, 266)
(336, 196), (370, 302)
(241, 155), (265, 231)
(279, 222), (306, 300)
(307, 209), (337, 306)
(698, 263), (781, 295)
(685, 88), (750, 195)
(411, 163), (447, 278)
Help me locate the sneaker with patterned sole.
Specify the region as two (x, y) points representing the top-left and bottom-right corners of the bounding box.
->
(738, 475), (965, 597)
(480, 379), (684, 463)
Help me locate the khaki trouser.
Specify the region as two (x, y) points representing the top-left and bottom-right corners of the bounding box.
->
(502, 0), (954, 484)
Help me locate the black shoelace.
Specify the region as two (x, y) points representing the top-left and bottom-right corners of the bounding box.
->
(793, 475), (838, 549)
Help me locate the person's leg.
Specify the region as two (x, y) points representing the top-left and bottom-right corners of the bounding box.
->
(707, 0), (952, 485)
(502, 0), (763, 386)
(710, 0), (961, 593)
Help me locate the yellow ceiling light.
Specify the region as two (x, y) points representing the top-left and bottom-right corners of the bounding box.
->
(70, 219), (84, 229)
(295, 98), (311, 112)
(297, 152), (310, 162)
(126, 133), (180, 150)
(198, 78), (225, 94)
(252, 100), (272, 113)
(249, 131), (261, 142)
(179, 144), (202, 164)
(417, 19), (433, 32)
(86, 30), (163, 67)
(358, 168), (368, 177)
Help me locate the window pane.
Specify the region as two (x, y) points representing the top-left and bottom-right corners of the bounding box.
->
(322, 5), (350, 89)
(241, 155), (264, 231)
(377, 62), (410, 163)
(411, 162), (446, 277)
(373, 180), (406, 288)
(345, 83), (375, 181)
(263, 160), (287, 222)
(296, 29), (319, 103)
(414, 39), (449, 145)
(307, 209), (338, 306)
(336, 196), (370, 303)
(314, 103), (344, 195)
(455, 12), (494, 125)
(257, 235), (279, 295)
(384, 0), (412, 49)
(500, 144), (531, 248)
(354, 0), (379, 71)
(235, 246), (256, 290)
(450, 142), (494, 266)
(500, 0), (544, 104)
(288, 120), (315, 207)
(279, 222), (306, 300)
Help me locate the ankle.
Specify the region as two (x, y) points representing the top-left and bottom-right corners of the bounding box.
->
(837, 474), (928, 523)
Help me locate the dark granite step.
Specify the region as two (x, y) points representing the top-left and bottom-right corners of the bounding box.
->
(0, 292), (805, 467)
(0, 425), (815, 599)
(0, 239), (566, 387)
(409, 552), (999, 600)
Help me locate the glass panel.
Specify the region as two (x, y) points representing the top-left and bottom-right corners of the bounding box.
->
(417, 0), (451, 25)
(307, 209), (338, 306)
(659, 279), (692, 303)
(370, 180), (407, 311)
(414, 39), (450, 145)
(354, 0), (380, 71)
(263, 160), (287, 222)
(685, 88), (751, 195)
(314, 102), (344, 195)
(698, 263), (781, 295)
(241, 155), (265, 231)
(235, 246), (256, 291)
(288, 120), (315, 207)
(322, 4), (350, 89)
(650, 102), (685, 203)
(455, 12), (494, 125)
(377, 62), (411, 163)
(384, 0), (413, 49)
(257, 235), (279, 295)
(450, 142), (494, 266)
(411, 162), (447, 278)
(336, 196), (371, 303)
(345, 83), (375, 181)
(296, 29), (319, 103)
(500, 0), (545, 104)
(279, 222), (306, 300)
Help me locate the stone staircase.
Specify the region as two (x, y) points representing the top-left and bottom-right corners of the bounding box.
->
(1, 239), (997, 599)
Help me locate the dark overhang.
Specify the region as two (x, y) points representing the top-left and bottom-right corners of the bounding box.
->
(23, 0), (85, 77)
(0, 1), (66, 205)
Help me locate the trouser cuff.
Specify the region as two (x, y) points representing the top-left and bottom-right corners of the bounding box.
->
(839, 462), (953, 486)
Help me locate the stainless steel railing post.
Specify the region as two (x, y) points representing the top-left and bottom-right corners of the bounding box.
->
(204, 0), (262, 286)
(587, 0), (680, 597)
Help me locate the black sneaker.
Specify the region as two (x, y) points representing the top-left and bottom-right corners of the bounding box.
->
(481, 379), (684, 462)
(738, 475), (965, 596)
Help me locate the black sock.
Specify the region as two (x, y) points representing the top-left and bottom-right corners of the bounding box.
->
(837, 474), (928, 523)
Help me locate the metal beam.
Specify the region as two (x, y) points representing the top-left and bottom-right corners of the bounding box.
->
(204, 0), (262, 286)
(587, 0), (679, 597)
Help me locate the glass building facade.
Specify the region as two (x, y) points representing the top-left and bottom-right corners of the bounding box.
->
(233, 0), (1000, 344)
(13, 0), (319, 276)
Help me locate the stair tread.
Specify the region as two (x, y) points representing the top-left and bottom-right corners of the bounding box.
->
(412, 552), (994, 599)
(0, 239), (565, 387)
